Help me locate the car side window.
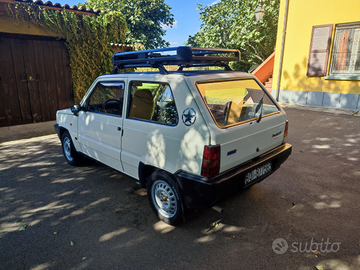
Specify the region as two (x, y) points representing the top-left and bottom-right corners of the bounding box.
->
(128, 82), (178, 125)
(87, 81), (125, 116)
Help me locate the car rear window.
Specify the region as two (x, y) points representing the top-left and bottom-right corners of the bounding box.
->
(196, 79), (279, 127)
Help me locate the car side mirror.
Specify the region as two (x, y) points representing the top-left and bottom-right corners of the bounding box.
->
(71, 104), (83, 116)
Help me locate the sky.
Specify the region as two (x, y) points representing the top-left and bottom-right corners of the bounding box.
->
(161, 0), (220, 46)
(55, 0), (221, 46)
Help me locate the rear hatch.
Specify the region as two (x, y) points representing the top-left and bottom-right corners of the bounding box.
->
(194, 76), (287, 173)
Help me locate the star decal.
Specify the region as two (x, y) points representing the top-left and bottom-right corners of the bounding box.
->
(182, 108), (196, 126)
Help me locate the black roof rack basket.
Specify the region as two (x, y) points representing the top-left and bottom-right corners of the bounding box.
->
(111, 46), (240, 74)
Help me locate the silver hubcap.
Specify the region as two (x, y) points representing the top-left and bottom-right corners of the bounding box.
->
(151, 180), (177, 218)
(63, 137), (73, 162)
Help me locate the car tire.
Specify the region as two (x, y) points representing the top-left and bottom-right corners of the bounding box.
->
(61, 131), (80, 166)
(147, 170), (184, 226)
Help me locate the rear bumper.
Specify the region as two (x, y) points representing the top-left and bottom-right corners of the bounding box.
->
(176, 143), (292, 209)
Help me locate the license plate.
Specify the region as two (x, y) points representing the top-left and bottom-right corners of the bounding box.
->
(244, 162), (272, 186)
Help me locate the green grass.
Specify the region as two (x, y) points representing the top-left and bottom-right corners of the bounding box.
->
(205, 88), (248, 105)
(137, 83), (159, 94)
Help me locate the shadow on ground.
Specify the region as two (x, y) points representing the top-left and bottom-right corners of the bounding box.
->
(0, 109), (359, 270)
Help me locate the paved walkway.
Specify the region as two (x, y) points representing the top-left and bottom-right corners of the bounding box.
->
(0, 105), (360, 269)
(279, 102), (360, 116)
(0, 121), (56, 144)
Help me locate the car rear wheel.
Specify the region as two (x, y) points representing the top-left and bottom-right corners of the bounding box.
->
(147, 171), (184, 226)
(61, 131), (80, 166)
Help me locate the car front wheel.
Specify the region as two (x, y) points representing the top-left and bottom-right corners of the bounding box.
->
(61, 131), (80, 166)
(147, 171), (184, 226)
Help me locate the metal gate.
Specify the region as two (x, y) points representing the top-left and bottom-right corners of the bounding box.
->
(0, 34), (74, 127)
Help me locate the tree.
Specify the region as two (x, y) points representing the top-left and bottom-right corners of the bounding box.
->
(81, 0), (174, 49)
(186, 0), (280, 71)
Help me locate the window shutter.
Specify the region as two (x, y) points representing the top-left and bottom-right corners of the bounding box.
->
(307, 24), (333, 76)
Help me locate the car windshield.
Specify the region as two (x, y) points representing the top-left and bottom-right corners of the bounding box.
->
(196, 79), (279, 127)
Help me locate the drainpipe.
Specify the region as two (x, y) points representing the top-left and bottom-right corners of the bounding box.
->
(276, 0), (290, 101)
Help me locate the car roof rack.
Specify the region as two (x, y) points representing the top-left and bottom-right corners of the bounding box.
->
(111, 46), (240, 75)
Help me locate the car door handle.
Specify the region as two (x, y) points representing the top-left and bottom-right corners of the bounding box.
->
(117, 127), (121, 131)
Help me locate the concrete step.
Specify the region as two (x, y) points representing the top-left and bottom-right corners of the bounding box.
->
(264, 77), (273, 94)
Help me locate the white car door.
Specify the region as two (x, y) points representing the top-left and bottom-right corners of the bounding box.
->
(77, 80), (126, 172)
(121, 81), (180, 179)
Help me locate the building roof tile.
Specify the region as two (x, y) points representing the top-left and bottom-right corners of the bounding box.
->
(13, 0), (103, 15)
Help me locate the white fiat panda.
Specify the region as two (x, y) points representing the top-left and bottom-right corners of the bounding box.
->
(55, 47), (292, 225)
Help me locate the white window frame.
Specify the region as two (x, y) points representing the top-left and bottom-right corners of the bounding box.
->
(328, 23), (360, 77)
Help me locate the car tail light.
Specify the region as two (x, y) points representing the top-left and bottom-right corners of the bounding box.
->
(201, 145), (220, 178)
(283, 120), (289, 143)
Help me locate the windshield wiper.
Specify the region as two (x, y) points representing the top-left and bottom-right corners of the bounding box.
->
(255, 95), (264, 123)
